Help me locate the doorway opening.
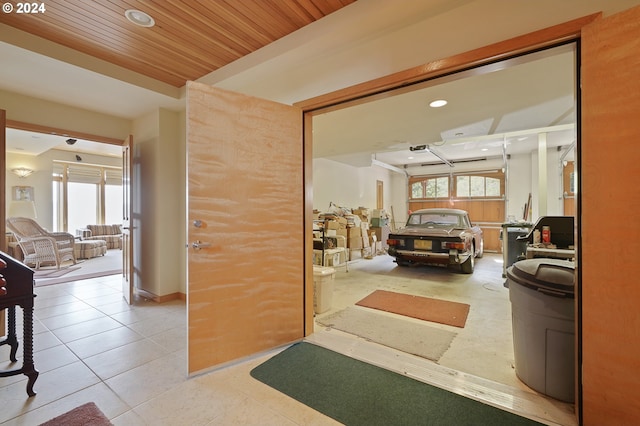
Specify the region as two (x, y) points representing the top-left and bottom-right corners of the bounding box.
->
(5, 126), (124, 285)
(309, 41), (578, 407)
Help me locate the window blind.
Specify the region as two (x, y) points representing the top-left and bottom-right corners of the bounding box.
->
(53, 162), (122, 184)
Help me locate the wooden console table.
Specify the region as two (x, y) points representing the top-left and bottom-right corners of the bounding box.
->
(0, 252), (38, 397)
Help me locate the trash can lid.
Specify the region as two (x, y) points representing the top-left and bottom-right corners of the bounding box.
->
(507, 258), (575, 297)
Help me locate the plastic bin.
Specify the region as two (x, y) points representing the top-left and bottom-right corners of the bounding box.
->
(312, 266), (335, 314)
(507, 258), (575, 402)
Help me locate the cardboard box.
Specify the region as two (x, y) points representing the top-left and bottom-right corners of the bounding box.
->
(326, 220), (340, 230)
(353, 208), (370, 222)
(371, 217), (388, 227)
(349, 237), (363, 249)
(349, 227), (362, 237)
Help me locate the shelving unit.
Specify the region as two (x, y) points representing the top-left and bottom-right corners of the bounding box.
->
(313, 219), (348, 272)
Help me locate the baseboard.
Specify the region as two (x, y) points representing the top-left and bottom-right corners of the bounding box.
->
(136, 288), (185, 303)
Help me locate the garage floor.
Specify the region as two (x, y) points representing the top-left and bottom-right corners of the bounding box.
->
(311, 252), (577, 425)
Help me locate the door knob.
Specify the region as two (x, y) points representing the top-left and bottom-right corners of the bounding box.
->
(192, 240), (212, 250)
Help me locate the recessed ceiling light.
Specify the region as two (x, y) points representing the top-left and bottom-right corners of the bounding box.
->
(408, 156), (414, 160)
(481, 148), (489, 152)
(125, 9), (155, 27)
(429, 99), (447, 108)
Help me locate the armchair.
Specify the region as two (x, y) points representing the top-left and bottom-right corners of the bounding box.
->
(6, 217), (77, 270)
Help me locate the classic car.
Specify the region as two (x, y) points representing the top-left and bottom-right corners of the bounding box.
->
(387, 208), (483, 273)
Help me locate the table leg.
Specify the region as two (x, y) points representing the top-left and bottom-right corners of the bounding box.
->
(22, 305), (38, 397)
(6, 306), (19, 362)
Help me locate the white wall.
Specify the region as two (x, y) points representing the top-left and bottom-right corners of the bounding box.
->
(530, 148), (573, 219)
(1, 88), (130, 139)
(507, 154), (532, 221)
(313, 158), (394, 214)
(132, 108), (185, 298)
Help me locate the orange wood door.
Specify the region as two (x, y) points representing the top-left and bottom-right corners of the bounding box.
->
(1, 109), (5, 337)
(581, 5), (640, 424)
(186, 82), (304, 374)
(121, 135), (133, 304)
(1, 109), (6, 251)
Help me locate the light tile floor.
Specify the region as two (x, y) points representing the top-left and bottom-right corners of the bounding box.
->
(0, 254), (576, 425)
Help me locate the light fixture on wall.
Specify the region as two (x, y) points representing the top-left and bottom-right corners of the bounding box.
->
(11, 167), (34, 178)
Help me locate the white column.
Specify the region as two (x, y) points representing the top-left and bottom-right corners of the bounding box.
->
(538, 132), (547, 217)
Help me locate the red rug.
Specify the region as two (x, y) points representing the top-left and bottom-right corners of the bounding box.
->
(39, 402), (112, 426)
(355, 290), (470, 328)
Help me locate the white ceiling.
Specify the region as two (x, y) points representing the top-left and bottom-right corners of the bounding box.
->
(6, 127), (122, 158)
(313, 43), (577, 170)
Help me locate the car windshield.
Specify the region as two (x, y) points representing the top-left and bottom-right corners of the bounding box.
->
(407, 213), (464, 228)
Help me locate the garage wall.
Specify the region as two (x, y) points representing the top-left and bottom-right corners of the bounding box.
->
(507, 154), (532, 220)
(530, 148), (569, 218)
(312, 158), (394, 214)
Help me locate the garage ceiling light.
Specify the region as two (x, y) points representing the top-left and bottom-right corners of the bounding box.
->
(429, 99), (448, 108)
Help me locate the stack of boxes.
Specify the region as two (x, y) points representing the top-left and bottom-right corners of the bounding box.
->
(370, 209), (391, 254)
(313, 206), (392, 261)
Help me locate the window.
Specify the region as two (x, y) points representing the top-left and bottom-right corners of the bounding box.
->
(410, 176), (449, 199)
(67, 182), (98, 232)
(411, 181), (423, 198)
(408, 212), (463, 227)
(52, 162), (123, 232)
(410, 171), (503, 200)
(456, 175), (502, 198)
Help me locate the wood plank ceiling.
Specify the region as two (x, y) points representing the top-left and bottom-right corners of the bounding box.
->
(0, 0), (356, 87)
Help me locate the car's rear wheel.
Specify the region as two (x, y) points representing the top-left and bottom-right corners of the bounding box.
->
(461, 253), (474, 274)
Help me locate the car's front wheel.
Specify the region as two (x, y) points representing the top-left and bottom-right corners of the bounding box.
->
(461, 253), (474, 274)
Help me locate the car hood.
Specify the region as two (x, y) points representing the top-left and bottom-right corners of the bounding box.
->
(392, 227), (465, 238)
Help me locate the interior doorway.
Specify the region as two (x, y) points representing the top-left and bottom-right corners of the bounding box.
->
(4, 125), (124, 284)
(309, 41), (578, 392)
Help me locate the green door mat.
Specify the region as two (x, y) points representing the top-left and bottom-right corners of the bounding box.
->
(250, 342), (543, 426)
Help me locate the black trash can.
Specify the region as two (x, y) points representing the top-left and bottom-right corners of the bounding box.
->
(501, 224), (531, 277)
(507, 258), (575, 402)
